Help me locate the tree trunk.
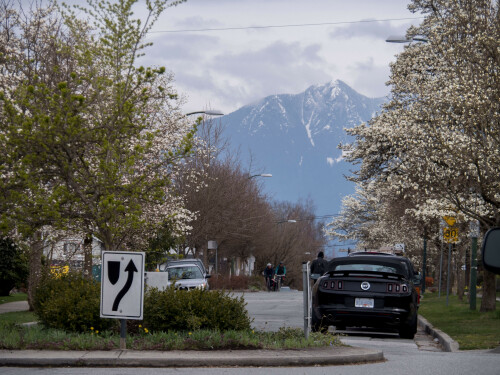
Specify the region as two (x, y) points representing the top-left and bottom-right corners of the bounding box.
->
(480, 270), (496, 312)
(27, 232), (44, 311)
(83, 233), (93, 280)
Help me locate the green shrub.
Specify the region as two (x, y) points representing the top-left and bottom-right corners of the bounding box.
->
(33, 272), (114, 333)
(143, 287), (251, 332)
(0, 238), (28, 296)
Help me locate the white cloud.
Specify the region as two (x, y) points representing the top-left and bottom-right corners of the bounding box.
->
(142, 0), (421, 113)
(327, 155), (343, 166)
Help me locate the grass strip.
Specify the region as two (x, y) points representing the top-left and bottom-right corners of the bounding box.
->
(419, 292), (500, 350)
(0, 315), (342, 351)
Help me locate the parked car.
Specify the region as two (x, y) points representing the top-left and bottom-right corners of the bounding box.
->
(159, 258), (208, 276)
(311, 254), (420, 339)
(164, 263), (210, 290)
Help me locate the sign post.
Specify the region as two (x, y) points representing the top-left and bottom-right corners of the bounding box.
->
(101, 251), (145, 349)
(442, 216), (458, 307)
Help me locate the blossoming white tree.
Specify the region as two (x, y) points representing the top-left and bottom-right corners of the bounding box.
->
(328, 0), (499, 311)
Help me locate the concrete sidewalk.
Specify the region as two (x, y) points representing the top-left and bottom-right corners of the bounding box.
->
(0, 300), (29, 314)
(0, 347), (384, 367)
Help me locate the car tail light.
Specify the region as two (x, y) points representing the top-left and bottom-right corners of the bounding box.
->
(331, 281), (335, 289)
(387, 283), (409, 293)
(337, 281), (343, 290)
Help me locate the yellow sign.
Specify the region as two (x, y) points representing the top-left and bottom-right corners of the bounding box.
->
(443, 227), (459, 243)
(442, 216), (456, 227)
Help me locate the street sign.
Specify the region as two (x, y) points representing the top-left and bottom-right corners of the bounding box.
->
(442, 216), (456, 227)
(443, 227), (459, 243)
(394, 243), (405, 252)
(100, 251), (145, 320)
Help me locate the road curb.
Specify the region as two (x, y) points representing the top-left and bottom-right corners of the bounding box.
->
(418, 315), (459, 352)
(0, 347), (384, 368)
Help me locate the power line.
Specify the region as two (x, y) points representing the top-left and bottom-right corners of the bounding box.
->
(150, 17), (423, 34)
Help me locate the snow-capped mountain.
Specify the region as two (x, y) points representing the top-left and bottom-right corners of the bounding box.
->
(220, 80), (386, 218)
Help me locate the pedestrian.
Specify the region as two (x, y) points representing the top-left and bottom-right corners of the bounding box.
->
(310, 251), (328, 280)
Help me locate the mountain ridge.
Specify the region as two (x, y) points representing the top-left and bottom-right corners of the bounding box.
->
(220, 80), (386, 218)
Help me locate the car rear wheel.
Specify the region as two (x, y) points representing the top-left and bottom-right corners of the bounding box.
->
(399, 314), (417, 339)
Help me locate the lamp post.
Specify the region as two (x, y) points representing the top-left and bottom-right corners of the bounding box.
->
(387, 35), (430, 293)
(386, 35), (429, 43)
(185, 110), (224, 117)
(248, 173), (272, 179)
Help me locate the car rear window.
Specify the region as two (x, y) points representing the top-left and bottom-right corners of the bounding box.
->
(167, 266), (203, 279)
(334, 263), (398, 274)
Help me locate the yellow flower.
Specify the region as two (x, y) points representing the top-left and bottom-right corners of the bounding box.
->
(95, 330), (99, 334)
(90, 327), (94, 331)
(188, 332), (192, 335)
(144, 328), (149, 333)
(139, 324), (142, 328)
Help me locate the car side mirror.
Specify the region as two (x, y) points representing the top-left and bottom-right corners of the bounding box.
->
(310, 273), (321, 281)
(482, 227), (500, 274)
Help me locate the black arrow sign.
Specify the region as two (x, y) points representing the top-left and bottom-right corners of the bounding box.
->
(112, 259), (138, 311)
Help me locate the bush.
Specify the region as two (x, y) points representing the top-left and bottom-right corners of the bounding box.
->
(33, 272), (114, 333)
(0, 238), (28, 296)
(143, 286), (252, 332)
(425, 276), (434, 287)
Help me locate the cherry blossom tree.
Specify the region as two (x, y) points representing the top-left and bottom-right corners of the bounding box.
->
(331, 0), (499, 310)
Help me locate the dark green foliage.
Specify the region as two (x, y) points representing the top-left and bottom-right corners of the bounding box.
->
(0, 238), (28, 296)
(33, 272), (114, 333)
(144, 287), (252, 332)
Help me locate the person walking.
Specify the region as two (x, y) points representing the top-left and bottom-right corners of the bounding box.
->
(310, 251), (328, 280)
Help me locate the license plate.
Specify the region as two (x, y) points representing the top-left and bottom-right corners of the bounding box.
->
(355, 298), (374, 308)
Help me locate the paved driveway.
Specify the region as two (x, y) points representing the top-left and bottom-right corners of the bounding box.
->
(232, 289), (304, 332)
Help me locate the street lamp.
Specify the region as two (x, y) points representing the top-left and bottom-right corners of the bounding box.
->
(185, 110), (224, 116)
(248, 173), (272, 179)
(386, 35), (429, 43)
(276, 219), (297, 224)
(386, 34), (430, 293)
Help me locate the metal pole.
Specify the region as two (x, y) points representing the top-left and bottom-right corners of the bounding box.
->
(302, 262), (310, 339)
(120, 319), (127, 350)
(446, 243), (451, 306)
(470, 236), (478, 310)
(438, 241), (444, 298)
(422, 232), (427, 294)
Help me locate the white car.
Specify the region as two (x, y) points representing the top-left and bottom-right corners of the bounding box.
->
(165, 263), (210, 290)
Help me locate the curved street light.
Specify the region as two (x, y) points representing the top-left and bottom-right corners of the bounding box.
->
(248, 173), (272, 179)
(386, 35), (429, 43)
(185, 110), (224, 116)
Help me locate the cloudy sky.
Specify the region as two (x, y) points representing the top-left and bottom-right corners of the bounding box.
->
(141, 0), (422, 114)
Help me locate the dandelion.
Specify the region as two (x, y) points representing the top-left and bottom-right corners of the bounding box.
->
(95, 330), (99, 334)
(139, 324), (142, 328)
(90, 327), (94, 331)
(188, 332), (192, 336)
(144, 328), (149, 334)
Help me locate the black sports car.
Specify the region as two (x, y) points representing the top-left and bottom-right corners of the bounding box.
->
(311, 254), (421, 339)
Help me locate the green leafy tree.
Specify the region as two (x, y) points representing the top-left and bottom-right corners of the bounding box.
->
(0, 0), (197, 305)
